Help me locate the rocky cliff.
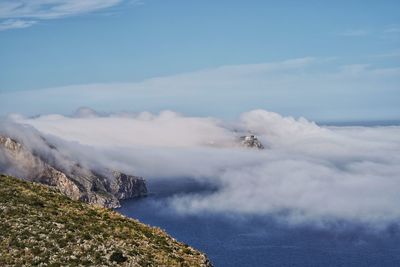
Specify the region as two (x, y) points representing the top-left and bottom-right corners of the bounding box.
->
(0, 135), (147, 208)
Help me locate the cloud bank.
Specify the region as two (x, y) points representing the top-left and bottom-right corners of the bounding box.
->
(1, 58), (399, 121)
(4, 109), (399, 227)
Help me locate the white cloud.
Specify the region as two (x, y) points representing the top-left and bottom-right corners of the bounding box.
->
(384, 26), (400, 34)
(1, 57), (399, 121)
(4, 109), (400, 227)
(0, 18), (36, 31)
(18, 110), (234, 148)
(0, 0), (123, 19)
(0, 0), (129, 30)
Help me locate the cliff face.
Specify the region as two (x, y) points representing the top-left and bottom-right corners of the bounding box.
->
(110, 171), (148, 200)
(0, 174), (212, 267)
(0, 135), (147, 208)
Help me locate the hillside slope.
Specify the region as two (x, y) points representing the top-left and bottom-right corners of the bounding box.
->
(0, 174), (212, 267)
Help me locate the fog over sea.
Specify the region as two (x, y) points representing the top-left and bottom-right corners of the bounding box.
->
(2, 1), (400, 266)
(6, 110), (400, 267)
(117, 119), (400, 267)
(119, 178), (400, 267)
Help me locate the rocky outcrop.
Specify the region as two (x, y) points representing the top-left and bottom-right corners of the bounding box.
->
(0, 136), (82, 201)
(37, 165), (82, 201)
(239, 135), (264, 149)
(0, 135), (147, 208)
(110, 171), (147, 199)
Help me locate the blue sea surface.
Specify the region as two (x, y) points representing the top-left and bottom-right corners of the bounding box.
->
(118, 178), (400, 267)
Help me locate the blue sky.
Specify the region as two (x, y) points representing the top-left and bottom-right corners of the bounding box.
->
(0, 0), (399, 121)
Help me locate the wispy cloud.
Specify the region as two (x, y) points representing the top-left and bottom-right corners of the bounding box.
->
(384, 26), (400, 34)
(0, 19), (36, 31)
(340, 29), (370, 37)
(340, 26), (400, 38)
(1, 57), (399, 121)
(0, 0), (130, 31)
(370, 50), (400, 59)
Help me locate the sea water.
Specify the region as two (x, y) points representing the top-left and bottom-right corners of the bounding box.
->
(118, 178), (400, 267)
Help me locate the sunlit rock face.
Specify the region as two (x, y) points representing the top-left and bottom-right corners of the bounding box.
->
(239, 135), (264, 149)
(0, 135), (147, 208)
(110, 171), (147, 200)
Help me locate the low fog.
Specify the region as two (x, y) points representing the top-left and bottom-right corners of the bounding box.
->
(2, 109), (400, 226)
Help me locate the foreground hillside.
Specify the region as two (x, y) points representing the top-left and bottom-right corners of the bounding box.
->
(0, 175), (212, 267)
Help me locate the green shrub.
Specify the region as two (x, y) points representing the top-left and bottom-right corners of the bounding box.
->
(109, 250), (127, 263)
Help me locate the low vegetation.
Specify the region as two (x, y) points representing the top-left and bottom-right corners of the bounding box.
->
(0, 174), (211, 266)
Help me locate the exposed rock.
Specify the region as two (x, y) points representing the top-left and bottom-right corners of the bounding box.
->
(239, 134), (264, 149)
(0, 135), (147, 208)
(0, 136), (82, 201)
(110, 170), (147, 199)
(37, 165), (81, 201)
(80, 191), (120, 209)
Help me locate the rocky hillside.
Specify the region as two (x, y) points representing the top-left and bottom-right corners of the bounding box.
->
(0, 174), (212, 266)
(0, 135), (147, 208)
